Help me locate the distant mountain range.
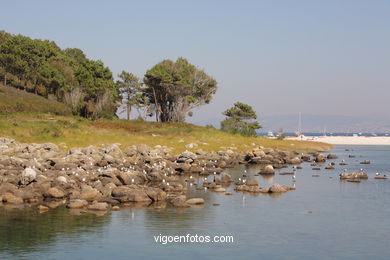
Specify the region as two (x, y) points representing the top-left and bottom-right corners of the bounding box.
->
(259, 114), (390, 133)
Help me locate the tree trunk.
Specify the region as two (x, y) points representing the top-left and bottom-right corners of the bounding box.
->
(127, 104), (131, 120)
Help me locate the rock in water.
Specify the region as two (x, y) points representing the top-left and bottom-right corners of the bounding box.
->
(170, 195), (190, 207)
(327, 154), (338, 159)
(260, 165), (275, 175)
(315, 154), (326, 163)
(269, 184), (288, 193)
(220, 172), (233, 183)
(67, 199), (88, 209)
(88, 202), (108, 211)
(186, 198), (205, 204)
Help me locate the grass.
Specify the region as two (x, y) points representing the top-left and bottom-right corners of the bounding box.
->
(0, 85), (72, 115)
(0, 112), (332, 153)
(0, 84), (332, 153)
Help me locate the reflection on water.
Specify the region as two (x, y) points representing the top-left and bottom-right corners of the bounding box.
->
(0, 206), (109, 258)
(1, 145), (390, 260)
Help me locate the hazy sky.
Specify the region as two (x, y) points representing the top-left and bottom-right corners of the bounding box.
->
(1, 0), (389, 125)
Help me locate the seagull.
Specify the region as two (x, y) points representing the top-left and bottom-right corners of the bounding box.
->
(376, 172), (380, 176)
(243, 179), (246, 184)
(131, 178), (134, 184)
(162, 179), (165, 183)
(244, 170), (247, 173)
(167, 182), (170, 186)
(190, 175), (193, 179)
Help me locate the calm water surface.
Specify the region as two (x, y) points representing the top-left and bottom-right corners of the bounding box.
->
(1, 145), (390, 260)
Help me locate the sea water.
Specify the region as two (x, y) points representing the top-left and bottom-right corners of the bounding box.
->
(1, 145), (390, 260)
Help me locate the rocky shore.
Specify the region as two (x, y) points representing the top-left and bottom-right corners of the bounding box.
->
(0, 137), (327, 213)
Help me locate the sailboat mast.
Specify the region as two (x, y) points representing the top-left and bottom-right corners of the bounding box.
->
(298, 112), (302, 135)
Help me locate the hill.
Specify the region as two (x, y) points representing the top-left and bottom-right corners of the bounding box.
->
(0, 111), (332, 153)
(0, 85), (72, 115)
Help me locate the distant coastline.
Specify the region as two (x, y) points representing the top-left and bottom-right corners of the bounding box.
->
(286, 135), (390, 145)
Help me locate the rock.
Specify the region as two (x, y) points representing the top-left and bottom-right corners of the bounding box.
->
(360, 160), (370, 164)
(46, 187), (65, 198)
(214, 187), (226, 192)
(79, 185), (100, 201)
(260, 165), (275, 175)
(185, 143), (198, 149)
(20, 167), (37, 185)
(186, 198), (205, 204)
(327, 154), (338, 159)
(315, 154), (326, 163)
(2, 193), (24, 204)
(112, 205), (120, 211)
(145, 187), (167, 201)
(340, 171), (368, 180)
(325, 165), (335, 170)
(88, 201), (108, 211)
(38, 205), (49, 212)
(289, 157), (302, 164)
(220, 172), (233, 183)
(56, 176), (67, 183)
(269, 184), (287, 193)
(112, 186), (152, 202)
(170, 195), (190, 208)
(225, 192), (233, 196)
(67, 199), (88, 209)
(246, 180), (258, 186)
(179, 150), (197, 160)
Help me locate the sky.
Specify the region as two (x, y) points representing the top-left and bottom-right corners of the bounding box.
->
(1, 0), (389, 127)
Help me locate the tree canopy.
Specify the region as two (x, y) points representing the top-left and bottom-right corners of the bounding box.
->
(143, 57), (217, 122)
(221, 102), (261, 136)
(0, 31), (119, 119)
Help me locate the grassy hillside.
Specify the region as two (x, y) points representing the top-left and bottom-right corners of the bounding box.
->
(0, 85), (72, 115)
(0, 112), (332, 153)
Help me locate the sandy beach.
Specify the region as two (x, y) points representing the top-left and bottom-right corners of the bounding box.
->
(287, 136), (390, 145)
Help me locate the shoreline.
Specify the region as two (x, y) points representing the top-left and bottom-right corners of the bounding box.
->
(286, 136), (390, 145)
